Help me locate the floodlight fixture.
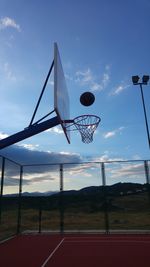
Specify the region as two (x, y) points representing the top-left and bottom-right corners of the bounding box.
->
(142, 75), (149, 85)
(132, 75), (150, 85)
(132, 75), (140, 85)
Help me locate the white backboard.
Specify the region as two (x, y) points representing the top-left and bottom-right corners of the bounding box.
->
(54, 43), (70, 143)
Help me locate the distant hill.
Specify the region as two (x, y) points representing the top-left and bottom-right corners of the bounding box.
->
(3, 182), (147, 197)
(3, 191), (58, 197)
(2, 182), (149, 213)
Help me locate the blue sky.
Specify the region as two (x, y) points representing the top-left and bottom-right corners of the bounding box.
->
(0, 0), (150, 193)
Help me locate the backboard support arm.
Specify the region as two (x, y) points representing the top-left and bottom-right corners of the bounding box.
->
(0, 116), (60, 150)
(29, 60), (54, 126)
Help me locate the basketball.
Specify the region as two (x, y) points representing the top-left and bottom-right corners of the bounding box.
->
(80, 92), (95, 106)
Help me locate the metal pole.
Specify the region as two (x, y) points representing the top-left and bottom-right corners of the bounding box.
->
(0, 116), (60, 150)
(101, 162), (109, 234)
(29, 60), (54, 126)
(38, 197), (42, 234)
(144, 160), (150, 206)
(59, 164), (64, 233)
(17, 166), (23, 234)
(140, 84), (150, 149)
(144, 160), (150, 184)
(0, 157), (5, 224)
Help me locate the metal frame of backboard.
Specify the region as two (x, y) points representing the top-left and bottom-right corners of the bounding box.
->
(0, 43), (71, 149)
(54, 43), (70, 143)
(0, 43), (99, 149)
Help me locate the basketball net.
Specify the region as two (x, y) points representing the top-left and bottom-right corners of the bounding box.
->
(66, 115), (101, 144)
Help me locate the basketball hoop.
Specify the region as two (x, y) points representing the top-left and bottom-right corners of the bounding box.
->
(65, 115), (101, 144)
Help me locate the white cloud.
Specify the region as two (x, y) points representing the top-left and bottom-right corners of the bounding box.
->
(104, 131), (116, 139)
(110, 84), (129, 96)
(46, 126), (64, 134)
(0, 144), (82, 165)
(23, 172), (56, 184)
(103, 127), (125, 139)
(0, 17), (21, 32)
(93, 154), (124, 162)
(76, 68), (93, 84)
(94, 154), (110, 162)
(101, 73), (110, 88)
(110, 163), (144, 179)
(75, 65), (110, 92)
(0, 132), (9, 139)
(0, 146), (84, 187)
(66, 162), (96, 177)
(90, 82), (102, 91)
(19, 144), (39, 151)
(60, 151), (80, 156)
(3, 62), (16, 81)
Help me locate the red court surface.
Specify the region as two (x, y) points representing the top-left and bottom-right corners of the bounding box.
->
(0, 234), (150, 267)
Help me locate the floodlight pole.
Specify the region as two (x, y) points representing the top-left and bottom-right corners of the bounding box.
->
(139, 83), (150, 149)
(132, 76), (150, 149)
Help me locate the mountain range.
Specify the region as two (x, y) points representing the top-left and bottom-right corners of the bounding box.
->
(3, 182), (148, 197)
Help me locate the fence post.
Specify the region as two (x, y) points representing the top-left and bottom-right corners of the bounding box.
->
(59, 164), (64, 233)
(144, 160), (150, 184)
(38, 197), (42, 234)
(101, 162), (109, 234)
(144, 160), (150, 206)
(0, 157), (5, 224)
(17, 165), (23, 234)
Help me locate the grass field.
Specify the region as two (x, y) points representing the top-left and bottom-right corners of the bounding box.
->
(1, 209), (150, 241)
(1, 189), (150, 241)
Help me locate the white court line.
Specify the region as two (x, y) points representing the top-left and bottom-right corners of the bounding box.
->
(0, 235), (16, 244)
(64, 240), (150, 244)
(66, 236), (107, 239)
(40, 238), (65, 267)
(65, 236), (150, 240)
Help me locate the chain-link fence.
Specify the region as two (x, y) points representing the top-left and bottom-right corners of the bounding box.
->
(0, 156), (150, 241)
